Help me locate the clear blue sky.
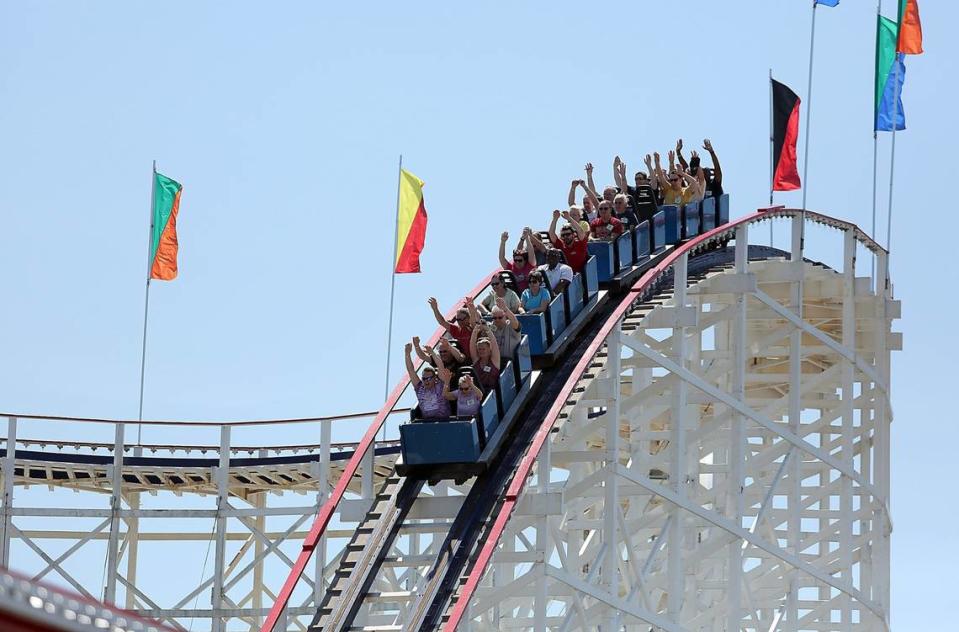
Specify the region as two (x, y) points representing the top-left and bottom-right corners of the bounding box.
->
(1, 1), (954, 626)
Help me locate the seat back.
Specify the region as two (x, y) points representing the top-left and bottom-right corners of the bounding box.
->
(701, 196), (717, 231)
(615, 230), (634, 271)
(682, 201), (701, 239)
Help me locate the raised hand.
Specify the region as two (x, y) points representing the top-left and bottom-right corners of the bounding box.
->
(552, 209), (562, 220)
(653, 152), (661, 165)
(404, 342), (413, 353)
(495, 296), (507, 309)
(438, 367), (452, 383)
(584, 162), (594, 174)
(412, 335), (420, 346)
(703, 138), (713, 152)
(439, 338), (452, 349)
(676, 138), (683, 153)
(644, 154), (653, 168)
(501, 231), (509, 242)
(667, 149), (675, 164)
(691, 150), (699, 159)
(561, 209), (571, 220)
(428, 297), (439, 309)
(463, 375), (474, 388)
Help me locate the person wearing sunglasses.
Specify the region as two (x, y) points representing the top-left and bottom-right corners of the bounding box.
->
(412, 335), (466, 375)
(536, 248), (573, 295)
(469, 320), (501, 394)
(428, 296), (476, 359)
(405, 341), (451, 420)
(654, 149), (704, 206)
(487, 297), (522, 360)
(589, 200), (625, 241)
(520, 271), (551, 315)
(498, 229), (536, 292)
(547, 208), (589, 273)
(439, 370), (483, 419)
(478, 273), (522, 317)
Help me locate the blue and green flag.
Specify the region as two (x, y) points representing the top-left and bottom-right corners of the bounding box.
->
(875, 16), (905, 131)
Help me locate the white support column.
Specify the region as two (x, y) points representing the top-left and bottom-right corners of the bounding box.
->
(317, 419), (331, 599)
(105, 422), (125, 604)
(361, 445), (374, 501)
(727, 224), (748, 631)
(1, 416), (16, 568)
(124, 479), (141, 610)
(840, 229), (857, 629)
(211, 426), (231, 632)
(252, 468), (266, 627)
(535, 431), (551, 631)
(667, 252), (689, 623)
(785, 213), (804, 631)
(603, 327), (622, 630)
(874, 248), (892, 621)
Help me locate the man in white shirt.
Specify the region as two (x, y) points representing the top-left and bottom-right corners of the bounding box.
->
(536, 248), (573, 295)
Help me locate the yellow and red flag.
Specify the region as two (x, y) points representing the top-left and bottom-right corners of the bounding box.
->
(150, 172), (182, 280)
(394, 169), (427, 274)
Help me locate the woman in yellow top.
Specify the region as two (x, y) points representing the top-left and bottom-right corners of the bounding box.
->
(654, 150), (704, 206)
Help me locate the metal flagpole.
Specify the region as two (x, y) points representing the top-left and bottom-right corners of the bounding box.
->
(382, 155), (403, 441)
(871, 0), (881, 287)
(769, 67), (774, 247)
(886, 53), (901, 257)
(800, 0), (818, 248)
(136, 161), (157, 444)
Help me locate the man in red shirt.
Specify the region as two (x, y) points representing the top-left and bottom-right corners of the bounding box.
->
(589, 201), (625, 240)
(547, 209), (589, 273)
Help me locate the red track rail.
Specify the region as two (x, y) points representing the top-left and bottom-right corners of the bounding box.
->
(260, 270), (499, 632)
(443, 207), (886, 630)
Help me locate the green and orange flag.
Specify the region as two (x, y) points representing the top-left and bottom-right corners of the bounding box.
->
(394, 169), (427, 274)
(150, 172), (182, 280)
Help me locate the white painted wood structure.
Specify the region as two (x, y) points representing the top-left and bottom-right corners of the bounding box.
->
(0, 209), (898, 632)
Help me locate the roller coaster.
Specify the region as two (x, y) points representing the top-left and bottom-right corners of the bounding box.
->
(0, 198), (897, 631)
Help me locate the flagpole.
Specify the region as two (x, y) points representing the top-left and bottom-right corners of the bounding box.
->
(800, 0), (818, 230)
(871, 0), (881, 287)
(769, 67), (774, 247)
(136, 161), (157, 444)
(885, 67), (899, 255)
(383, 155), (403, 442)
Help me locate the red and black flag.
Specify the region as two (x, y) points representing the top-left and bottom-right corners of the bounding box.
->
(771, 78), (801, 191)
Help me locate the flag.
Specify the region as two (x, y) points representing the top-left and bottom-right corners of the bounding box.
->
(394, 169), (427, 274)
(897, 0), (923, 54)
(150, 172), (182, 280)
(771, 78), (801, 191)
(817, 0), (840, 7)
(876, 16), (906, 131)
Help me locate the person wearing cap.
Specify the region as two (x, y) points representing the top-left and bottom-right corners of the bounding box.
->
(536, 247), (573, 295)
(405, 341), (451, 419)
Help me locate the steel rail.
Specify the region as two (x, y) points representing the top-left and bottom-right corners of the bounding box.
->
(443, 207), (890, 631)
(259, 269), (500, 632)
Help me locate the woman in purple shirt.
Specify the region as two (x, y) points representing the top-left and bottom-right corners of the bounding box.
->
(405, 342), (451, 419)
